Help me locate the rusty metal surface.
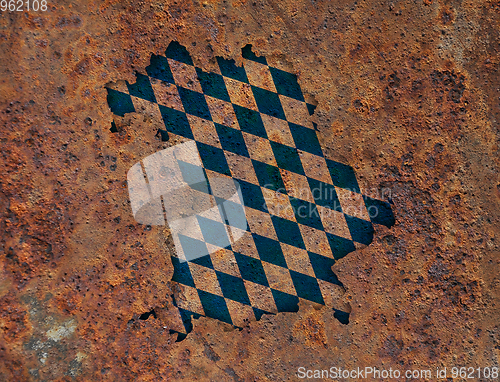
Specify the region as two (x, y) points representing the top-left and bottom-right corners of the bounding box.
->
(0, 0), (499, 381)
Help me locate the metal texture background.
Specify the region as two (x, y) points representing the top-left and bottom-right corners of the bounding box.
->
(0, 0), (499, 380)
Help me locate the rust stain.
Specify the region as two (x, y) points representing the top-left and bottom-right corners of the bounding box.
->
(1, 0), (499, 380)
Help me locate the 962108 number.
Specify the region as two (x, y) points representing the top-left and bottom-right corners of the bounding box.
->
(1, 0), (47, 11)
(451, 367), (499, 379)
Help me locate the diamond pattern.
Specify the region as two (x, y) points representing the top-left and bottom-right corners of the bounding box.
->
(107, 42), (395, 337)
(216, 270), (252, 306)
(252, 85), (286, 120)
(270, 141), (305, 176)
(127, 73), (157, 103)
(215, 123), (249, 158)
(146, 54), (175, 84)
(196, 68), (231, 102)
